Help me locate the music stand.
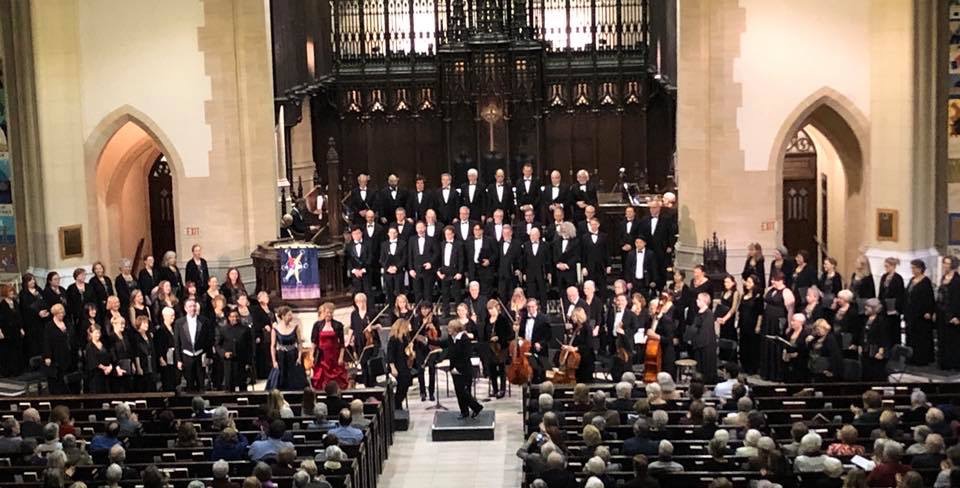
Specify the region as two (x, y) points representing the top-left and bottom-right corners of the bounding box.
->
(426, 328), (450, 412)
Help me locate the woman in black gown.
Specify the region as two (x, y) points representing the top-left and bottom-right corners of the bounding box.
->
(250, 291), (274, 380)
(769, 247), (795, 289)
(741, 242), (765, 288)
(19, 273), (48, 361)
(830, 289), (862, 359)
(800, 286), (828, 326)
(759, 272), (794, 381)
(115, 259), (138, 314)
(43, 272), (69, 324)
(564, 308), (594, 383)
(791, 251), (817, 299)
(386, 319), (413, 410)
(877, 257), (905, 345)
(0, 284), (25, 377)
(271, 305), (307, 390)
(689, 265), (714, 303)
(818, 257), (843, 302)
(849, 254), (877, 303)
(138, 255), (157, 305)
(667, 270), (694, 339)
(737, 275), (764, 375)
(807, 319), (844, 382)
(936, 256), (960, 371)
(66, 268), (93, 328)
(860, 299), (891, 381)
(904, 259), (936, 366)
(647, 292), (678, 378)
(154, 306), (179, 391)
(714, 275), (740, 343)
(132, 316), (156, 392)
(43, 304), (75, 394)
(220, 267), (248, 307)
(156, 251), (184, 299)
(89, 262), (115, 318)
(107, 315), (132, 393)
(486, 299), (514, 398)
(84, 325), (112, 394)
(128, 289), (152, 327)
(782, 313), (810, 383)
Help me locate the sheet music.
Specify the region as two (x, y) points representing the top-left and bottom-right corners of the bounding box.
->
(634, 329), (647, 344)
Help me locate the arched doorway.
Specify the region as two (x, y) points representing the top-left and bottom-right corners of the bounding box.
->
(776, 94), (867, 274)
(148, 155), (176, 262)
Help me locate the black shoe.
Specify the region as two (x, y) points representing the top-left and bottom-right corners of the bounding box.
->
(429, 395), (435, 402)
(420, 394), (427, 401)
(471, 405), (484, 418)
(457, 413), (469, 420)
(496, 392), (505, 399)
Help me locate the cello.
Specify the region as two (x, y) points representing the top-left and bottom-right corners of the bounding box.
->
(643, 295), (667, 382)
(506, 303), (534, 385)
(551, 321), (582, 384)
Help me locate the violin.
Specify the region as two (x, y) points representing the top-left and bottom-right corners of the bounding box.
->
(362, 304), (390, 354)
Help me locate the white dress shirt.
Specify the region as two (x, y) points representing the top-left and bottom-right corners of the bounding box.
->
(561, 239), (568, 254)
(650, 216), (659, 235)
(523, 178), (531, 192)
(442, 187), (450, 202)
(531, 242), (540, 255)
(460, 222), (470, 240)
(366, 224), (375, 238)
(473, 238), (482, 263)
(426, 224), (436, 237)
(418, 236), (425, 255)
(444, 242), (454, 266)
(524, 316), (536, 341)
(626, 220), (633, 235)
(359, 188), (367, 200)
(502, 241), (511, 256)
(551, 186), (559, 201)
(496, 185), (504, 201)
(353, 241), (362, 258)
(494, 224), (503, 241)
(635, 250), (645, 279)
(468, 184), (476, 201)
(187, 315), (199, 348)
(388, 240), (397, 255)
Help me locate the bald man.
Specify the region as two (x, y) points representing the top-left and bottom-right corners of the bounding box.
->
(485, 168), (515, 220)
(542, 170), (571, 223)
(459, 168), (485, 222)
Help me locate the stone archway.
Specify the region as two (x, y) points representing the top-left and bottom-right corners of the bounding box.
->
(771, 88), (869, 274)
(85, 106), (185, 270)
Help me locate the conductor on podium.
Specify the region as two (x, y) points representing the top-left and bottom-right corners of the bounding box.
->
(426, 319), (484, 419)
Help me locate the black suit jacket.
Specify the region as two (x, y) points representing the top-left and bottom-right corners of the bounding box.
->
(606, 308), (639, 348)
(687, 309), (716, 349)
(184, 259), (210, 288)
(458, 183), (485, 221)
(551, 238), (580, 270)
(514, 177), (541, 211)
(379, 239), (408, 272)
(624, 248), (659, 287)
(174, 315), (212, 362)
(521, 241), (551, 280)
(434, 187), (460, 224)
(484, 183), (514, 217)
(430, 333), (476, 378)
(436, 240), (465, 276)
(408, 235), (438, 273)
(454, 220), (477, 242)
(407, 190), (436, 222)
(392, 221), (414, 244)
(513, 220), (542, 244)
(376, 187), (409, 223)
(496, 240), (522, 280)
(640, 213), (678, 256)
(346, 240), (373, 271)
(483, 221), (508, 242)
(465, 236), (498, 277)
(347, 187), (377, 224)
(580, 231), (610, 276)
(541, 184), (571, 220)
(520, 312), (552, 353)
(619, 218), (641, 251)
(569, 182), (598, 218)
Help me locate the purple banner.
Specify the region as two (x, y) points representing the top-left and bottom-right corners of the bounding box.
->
(278, 247), (321, 300)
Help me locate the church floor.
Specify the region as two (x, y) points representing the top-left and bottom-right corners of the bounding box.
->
(378, 377), (526, 488)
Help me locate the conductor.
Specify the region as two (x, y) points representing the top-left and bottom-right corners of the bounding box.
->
(425, 319), (484, 419)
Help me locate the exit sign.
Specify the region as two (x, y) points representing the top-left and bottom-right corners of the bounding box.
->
(185, 227), (201, 237)
(760, 221), (777, 232)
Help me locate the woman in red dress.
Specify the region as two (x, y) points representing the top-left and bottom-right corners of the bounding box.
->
(311, 302), (349, 389)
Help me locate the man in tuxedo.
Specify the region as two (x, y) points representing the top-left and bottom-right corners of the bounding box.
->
(576, 205), (597, 236)
(496, 225), (522, 300)
(424, 209), (441, 242)
(408, 221), (437, 302)
(426, 320), (483, 419)
(454, 206), (475, 241)
(361, 210), (384, 245)
(522, 228), (550, 306)
(562, 286), (587, 323)
(484, 209), (507, 242)
(485, 168), (514, 221)
(580, 217), (611, 291)
(463, 281), (488, 327)
(380, 226), (407, 305)
(465, 223), (497, 295)
(619, 206), (641, 264)
(514, 163), (541, 215)
(435, 172), (460, 225)
(624, 235), (659, 299)
(640, 196), (678, 278)
(570, 169), (598, 222)
(459, 168), (485, 222)
(346, 227), (373, 294)
(175, 298), (211, 392)
(551, 222), (580, 293)
(407, 175), (435, 222)
(521, 299), (552, 383)
(347, 172), (376, 225)
(542, 170), (570, 223)
(687, 292), (718, 383)
(392, 207), (414, 244)
(377, 174), (408, 225)
(607, 293), (638, 381)
(185, 244), (210, 289)
(436, 226), (464, 316)
(515, 207), (541, 243)
(543, 207), (567, 243)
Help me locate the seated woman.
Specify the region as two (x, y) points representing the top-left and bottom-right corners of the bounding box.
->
(826, 424), (865, 457)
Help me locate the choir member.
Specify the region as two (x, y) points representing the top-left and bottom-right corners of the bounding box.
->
(220, 267), (247, 307)
(392, 207), (414, 243)
(108, 314), (132, 393)
(689, 265), (713, 302)
(84, 325), (111, 394)
(544, 206), (567, 243)
(860, 299), (891, 381)
(937, 256), (960, 371)
(570, 169), (598, 222)
(486, 298), (513, 398)
(377, 174), (408, 225)
(496, 224), (521, 300)
(184, 245), (210, 294)
(514, 163), (541, 216)
(128, 289), (152, 327)
(792, 251), (817, 298)
(435, 172), (460, 225)
(216, 309), (251, 392)
(437, 226), (464, 315)
(152, 281), (179, 326)
(380, 226), (407, 305)
(19, 273), (49, 361)
(311, 302), (349, 389)
(43, 304), (75, 394)
(66, 268), (92, 327)
(819, 257), (843, 303)
(782, 313), (810, 383)
(271, 305), (306, 390)
(408, 175), (435, 223)
(138, 255), (157, 303)
(104, 295), (125, 329)
(349, 293), (381, 388)
(387, 318), (414, 410)
(157, 251), (184, 299)
(581, 218), (610, 291)
(542, 170), (570, 223)
(346, 226), (373, 295)
(667, 270), (694, 329)
(89, 261), (116, 319)
(459, 168), (485, 222)
(904, 259), (935, 366)
(424, 209), (441, 241)
(425, 319), (484, 419)
(361, 209), (384, 250)
(521, 228), (550, 306)
(466, 223), (497, 295)
(515, 207), (540, 244)
(806, 319), (844, 382)
(115, 259), (138, 313)
(760, 272), (794, 381)
(647, 293), (678, 377)
(0, 284), (25, 377)
(484, 209), (507, 242)
(582, 281), (605, 344)
(155, 307), (178, 391)
(235, 294), (254, 329)
(408, 221), (437, 303)
(607, 293), (637, 382)
(737, 274), (763, 374)
(687, 292), (718, 383)
(714, 275), (741, 343)
(174, 298), (211, 392)
(250, 291), (273, 379)
(43, 272), (68, 322)
(552, 222), (580, 292)
(78, 303), (100, 352)
(132, 315), (156, 392)
(576, 205), (597, 236)
(411, 300), (439, 401)
(878, 257), (905, 324)
(521, 298), (551, 383)
(741, 242), (765, 287)
(619, 206), (641, 265)
(464, 282), (488, 327)
(486, 169), (514, 219)
(800, 286), (828, 326)
(640, 197), (677, 280)
(454, 206), (474, 241)
(201, 276), (222, 324)
(347, 172), (376, 225)
(769, 247), (795, 289)
(850, 254), (877, 303)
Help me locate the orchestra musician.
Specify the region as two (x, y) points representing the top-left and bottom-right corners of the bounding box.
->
(521, 298), (551, 383)
(349, 293), (382, 387)
(607, 293), (637, 382)
(387, 318), (414, 410)
(411, 301), (439, 402)
(486, 299), (514, 398)
(646, 293), (678, 376)
(562, 307), (595, 383)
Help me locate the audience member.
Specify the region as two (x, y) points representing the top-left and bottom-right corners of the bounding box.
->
(175, 421), (203, 448)
(735, 429), (761, 458)
(713, 362), (742, 399)
(611, 382), (634, 411)
(0, 418), (23, 454)
(349, 399), (370, 429)
(539, 452), (578, 488)
(307, 403), (336, 431)
(905, 425), (930, 455)
(114, 402), (142, 439)
(781, 421), (808, 456)
(253, 462), (275, 488)
(248, 419), (295, 462)
(328, 409), (363, 446)
(211, 426), (249, 461)
(623, 418), (658, 456)
(867, 441), (910, 487)
(21, 408), (43, 440)
(34, 423), (61, 459)
(583, 391), (620, 427)
(321, 445), (346, 473)
(794, 432), (838, 473)
(909, 433), (945, 470)
(61, 434), (91, 466)
(648, 440), (683, 475)
(89, 422), (121, 457)
(211, 459), (240, 488)
(935, 445), (960, 487)
(902, 389), (930, 425)
(827, 424), (866, 456)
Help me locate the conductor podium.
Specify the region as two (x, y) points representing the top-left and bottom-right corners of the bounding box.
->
(431, 410), (496, 441)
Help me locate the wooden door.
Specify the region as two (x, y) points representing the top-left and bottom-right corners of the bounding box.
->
(148, 156), (176, 261)
(782, 155), (817, 256)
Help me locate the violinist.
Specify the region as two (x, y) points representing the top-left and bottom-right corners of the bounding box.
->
(411, 301), (439, 402)
(561, 307), (594, 383)
(386, 319), (413, 410)
(387, 293), (414, 325)
(486, 299), (514, 398)
(606, 293), (638, 382)
(349, 293), (383, 387)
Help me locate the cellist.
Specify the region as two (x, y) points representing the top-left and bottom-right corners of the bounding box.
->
(386, 318), (413, 411)
(559, 307), (594, 383)
(486, 299), (514, 398)
(606, 293), (639, 382)
(645, 293), (678, 380)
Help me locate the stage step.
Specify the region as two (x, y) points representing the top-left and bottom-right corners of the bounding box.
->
(431, 410), (495, 441)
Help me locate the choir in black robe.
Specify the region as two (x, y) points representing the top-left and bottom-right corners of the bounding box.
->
(904, 275), (935, 366)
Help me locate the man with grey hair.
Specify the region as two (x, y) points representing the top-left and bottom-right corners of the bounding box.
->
(106, 444), (137, 480)
(649, 439), (684, 474)
(526, 393), (554, 434)
(34, 423), (61, 458)
(349, 399), (370, 430)
(115, 402), (141, 439)
(211, 459), (236, 488)
(583, 456), (607, 484)
(793, 432), (838, 473)
(0, 418), (22, 454)
(611, 381), (635, 411)
(583, 390), (619, 427)
(911, 433), (946, 470)
(307, 403), (335, 430)
(460, 169), (484, 222)
(540, 452), (577, 487)
(104, 463), (123, 488)
(20, 408), (43, 440)
(903, 389), (930, 424)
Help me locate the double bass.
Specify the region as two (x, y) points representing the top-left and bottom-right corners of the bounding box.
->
(506, 304), (533, 385)
(551, 321), (582, 384)
(643, 297), (666, 382)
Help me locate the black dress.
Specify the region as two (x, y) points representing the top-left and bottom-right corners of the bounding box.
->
(878, 272), (905, 346)
(769, 258), (796, 289)
(137, 268), (156, 300)
(0, 299), (25, 377)
(386, 335), (412, 410)
(65, 283), (93, 328)
(109, 331), (133, 393)
(19, 288), (47, 361)
(132, 332), (156, 392)
(936, 273), (960, 370)
(801, 302), (829, 326)
(42, 321), (75, 394)
(737, 293), (763, 375)
(84, 342), (111, 393)
(153, 324), (178, 391)
(714, 291), (738, 342)
(571, 324), (594, 383)
(861, 315), (891, 381)
(782, 329), (810, 383)
(275, 327), (307, 390)
(759, 288), (788, 381)
(849, 273), (877, 303)
(156, 267), (184, 299)
(655, 306), (678, 377)
(791, 264), (817, 299)
(830, 306), (863, 357)
(668, 283), (694, 338)
(115, 274), (138, 313)
(42, 286), (69, 321)
(250, 304), (274, 379)
(89, 275), (115, 317)
(742, 256), (765, 287)
(818, 273), (843, 302)
(904, 276), (935, 366)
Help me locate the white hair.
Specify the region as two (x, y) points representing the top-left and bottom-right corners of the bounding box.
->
(538, 393), (554, 411)
(212, 459), (230, 479)
(584, 476), (604, 488)
(800, 432), (822, 455)
(791, 313), (807, 324)
(467, 168), (478, 176)
(585, 456), (606, 475)
(615, 381), (632, 399)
